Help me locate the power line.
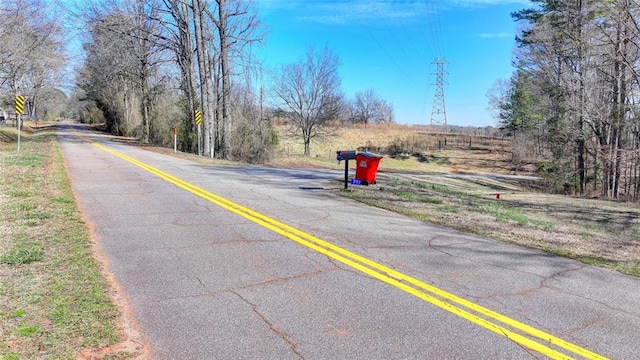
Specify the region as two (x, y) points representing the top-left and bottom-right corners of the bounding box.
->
(422, 0), (440, 57)
(377, 3), (413, 67)
(428, 0), (446, 56)
(350, 2), (419, 86)
(390, 1), (425, 63)
(361, 24), (419, 86)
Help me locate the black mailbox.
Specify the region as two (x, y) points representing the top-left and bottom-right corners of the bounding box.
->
(337, 150), (357, 190)
(336, 150), (356, 161)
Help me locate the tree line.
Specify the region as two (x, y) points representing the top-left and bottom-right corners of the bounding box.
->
(71, 0), (394, 161)
(0, 0), (395, 161)
(491, 0), (640, 201)
(0, 0), (67, 121)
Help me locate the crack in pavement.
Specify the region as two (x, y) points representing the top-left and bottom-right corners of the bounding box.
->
(424, 235), (635, 345)
(426, 235), (558, 280)
(105, 239), (287, 255)
(230, 290), (305, 359)
(157, 267), (338, 303)
(485, 263), (640, 322)
(170, 217), (253, 226)
(319, 253), (370, 279)
(233, 267), (338, 293)
(185, 238), (285, 248)
(539, 265), (584, 288)
(427, 235), (475, 247)
(424, 235), (636, 320)
(242, 186), (335, 225)
(195, 276), (206, 289)
(192, 199), (215, 212)
(498, 327), (544, 359)
(303, 249), (336, 268)
(384, 260), (419, 275)
(477, 265), (585, 301)
(367, 243), (422, 250)
(299, 209), (332, 225)
(566, 316), (613, 351)
(541, 279), (640, 317)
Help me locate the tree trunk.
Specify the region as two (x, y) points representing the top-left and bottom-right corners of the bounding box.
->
(303, 138), (310, 157)
(141, 65), (150, 143)
(217, 0), (231, 159)
(576, 0), (586, 195)
(172, 0), (197, 152)
(193, 0), (214, 156)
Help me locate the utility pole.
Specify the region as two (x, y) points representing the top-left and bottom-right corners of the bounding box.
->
(430, 57), (448, 132)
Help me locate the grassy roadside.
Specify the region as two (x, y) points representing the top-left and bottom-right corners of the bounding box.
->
(334, 173), (640, 277)
(0, 128), (126, 359)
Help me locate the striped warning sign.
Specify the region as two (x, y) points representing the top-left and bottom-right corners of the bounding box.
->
(195, 109), (202, 126)
(15, 95), (25, 115)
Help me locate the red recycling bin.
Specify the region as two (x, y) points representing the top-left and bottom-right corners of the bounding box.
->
(355, 152), (383, 185)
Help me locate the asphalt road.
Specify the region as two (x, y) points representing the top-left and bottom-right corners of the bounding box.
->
(58, 124), (640, 359)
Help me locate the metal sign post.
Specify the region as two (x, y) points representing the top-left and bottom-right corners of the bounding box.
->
(173, 127), (177, 153)
(197, 126), (201, 156)
(17, 114), (21, 152)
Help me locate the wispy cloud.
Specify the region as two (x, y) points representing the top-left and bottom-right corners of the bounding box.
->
(476, 32), (515, 38)
(449, 0), (531, 7)
(256, 0), (530, 24)
(256, 0), (434, 25)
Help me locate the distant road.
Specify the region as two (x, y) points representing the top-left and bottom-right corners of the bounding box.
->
(59, 123), (638, 359)
(204, 165), (541, 185)
(405, 173), (540, 181)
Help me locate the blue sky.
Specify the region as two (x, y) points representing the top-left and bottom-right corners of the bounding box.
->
(254, 0), (531, 127)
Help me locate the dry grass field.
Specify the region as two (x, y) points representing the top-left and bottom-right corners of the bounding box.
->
(270, 123), (526, 175)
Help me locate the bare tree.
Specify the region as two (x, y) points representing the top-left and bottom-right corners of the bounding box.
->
(192, 0), (215, 155)
(127, 0), (164, 143)
(77, 0), (168, 141)
(209, 0), (262, 158)
(0, 0), (66, 120)
(486, 78), (510, 121)
(73, 0), (264, 158)
(377, 99), (394, 124)
(161, 0), (262, 158)
(80, 11), (142, 135)
(352, 89), (378, 126)
(230, 83), (276, 163)
(349, 88), (395, 126)
(164, 0), (198, 152)
(271, 46), (342, 156)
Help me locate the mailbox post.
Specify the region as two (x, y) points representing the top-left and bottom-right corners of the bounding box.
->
(336, 150), (356, 189)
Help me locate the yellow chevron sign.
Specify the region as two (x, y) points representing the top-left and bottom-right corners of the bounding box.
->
(195, 109), (202, 126)
(15, 95), (25, 115)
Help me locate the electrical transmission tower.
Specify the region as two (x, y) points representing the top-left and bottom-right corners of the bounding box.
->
(430, 57), (448, 132)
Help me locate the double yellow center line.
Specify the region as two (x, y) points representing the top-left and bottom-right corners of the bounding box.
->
(86, 137), (607, 360)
